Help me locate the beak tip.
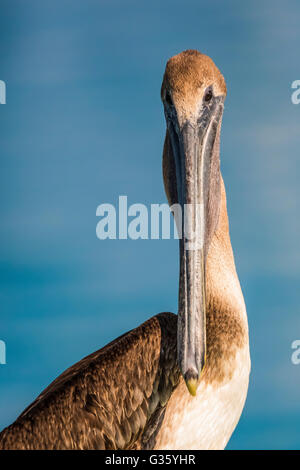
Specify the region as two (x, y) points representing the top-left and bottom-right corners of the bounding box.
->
(184, 369), (199, 396)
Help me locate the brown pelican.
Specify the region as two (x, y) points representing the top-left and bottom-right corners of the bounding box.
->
(0, 50), (250, 450)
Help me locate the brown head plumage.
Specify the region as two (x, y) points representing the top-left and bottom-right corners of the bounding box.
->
(161, 49), (226, 125)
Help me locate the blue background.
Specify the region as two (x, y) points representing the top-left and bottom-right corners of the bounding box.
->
(1, 0), (300, 449)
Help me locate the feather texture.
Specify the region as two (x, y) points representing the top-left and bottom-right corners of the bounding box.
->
(0, 313), (180, 450)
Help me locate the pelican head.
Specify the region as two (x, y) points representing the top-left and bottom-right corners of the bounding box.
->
(161, 50), (227, 395)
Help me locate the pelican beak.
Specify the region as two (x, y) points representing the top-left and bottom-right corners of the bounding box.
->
(165, 95), (224, 395)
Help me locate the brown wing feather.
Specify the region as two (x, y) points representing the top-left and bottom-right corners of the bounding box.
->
(0, 312), (180, 450)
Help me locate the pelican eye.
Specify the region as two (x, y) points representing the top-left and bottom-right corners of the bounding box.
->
(204, 89), (213, 103)
(165, 91), (173, 106)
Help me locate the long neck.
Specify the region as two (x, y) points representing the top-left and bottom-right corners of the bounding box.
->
(203, 177), (249, 384)
(206, 176), (246, 316)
